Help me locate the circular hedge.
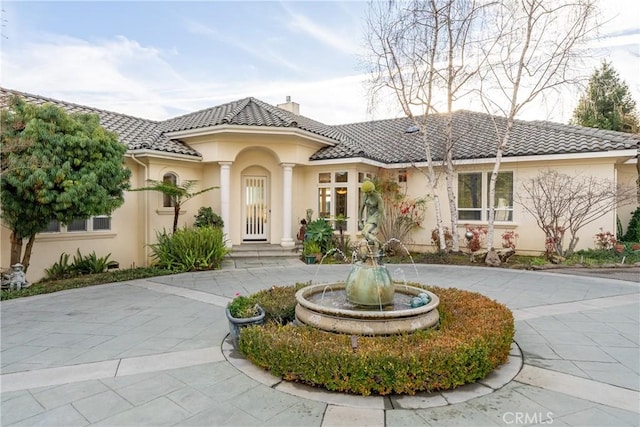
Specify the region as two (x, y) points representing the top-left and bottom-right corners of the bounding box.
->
(240, 284), (514, 396)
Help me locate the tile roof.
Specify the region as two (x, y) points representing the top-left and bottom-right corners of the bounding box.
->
(321, 111), (640, 163)
(2, 87), (637, 164)
(0, 88), (201, 157)
(159, 97), (359, 146)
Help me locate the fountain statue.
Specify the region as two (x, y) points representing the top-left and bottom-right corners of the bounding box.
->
(295, 179), (440, 335)
(345, 179), (394, 306)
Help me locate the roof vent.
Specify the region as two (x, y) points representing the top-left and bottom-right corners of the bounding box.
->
(405, 125), (420, 134)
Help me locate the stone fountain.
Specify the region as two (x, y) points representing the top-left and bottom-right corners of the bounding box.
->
(295, 180), (440, 335)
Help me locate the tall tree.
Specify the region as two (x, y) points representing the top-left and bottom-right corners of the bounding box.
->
(478, 0), (599, 260)
(570, 61), (639, 133)
(131, 180), (218, 233)
(1, 96), (131, 272)
(365, 0), (489, 252)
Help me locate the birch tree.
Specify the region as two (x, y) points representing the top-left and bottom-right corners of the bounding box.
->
(365, 0), (490, 252)
(478, 0), (599, 257)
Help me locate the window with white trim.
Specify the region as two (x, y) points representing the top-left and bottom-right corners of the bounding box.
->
(457, 171), (513, 222)
(163, 172), (178, 208)
(43, 216), (112, 233)
(318, 172), (349, 228)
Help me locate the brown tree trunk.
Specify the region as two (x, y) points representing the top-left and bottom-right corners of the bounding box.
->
(21, 234), (36, 272)
(173, 204), (180, 233)
(9, 231), (22, 266)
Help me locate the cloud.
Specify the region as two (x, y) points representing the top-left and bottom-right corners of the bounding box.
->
(281, 4), (362, 55)
(0, 27), (371, 124)
(1, 32), (194, 119)
(1, 1), (637, 128)
(183, 19), (303, 74)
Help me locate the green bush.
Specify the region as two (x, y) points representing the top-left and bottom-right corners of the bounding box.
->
(72, 250), (112, 275)
(238, 285), (514, 396)
(44, 253), (74, 280)
(252, 283), (309, 324)
(227, 295), (260, 318)
(622, 207), (640, 242)
(44, 250), (112, 280)
(305, 219), (334, 253)
(149, 226), (229, 272)
(194, 206), (224, 229)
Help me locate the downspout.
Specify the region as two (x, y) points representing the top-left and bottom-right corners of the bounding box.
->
(130, 153), (149, 267)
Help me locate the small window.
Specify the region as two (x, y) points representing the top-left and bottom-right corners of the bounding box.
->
(335, 172), (348, 183)
(44, 220), (61, 233)
(318, 187), (331, 218)
(163, 173), (178, 207)
(398, 169), (407, 183)
(93, 216), (111, 231)
(318, 173), (331, 184)
(358, 172), (373, 183)
(457, 171), (514, 222)
(488, 172), (514, 221)
(458, 172), (482, 220)
(67, 219), (87, 232)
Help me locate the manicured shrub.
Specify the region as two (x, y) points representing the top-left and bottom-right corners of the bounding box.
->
(149, 226), (229, 272)
(194, 206), (224, 229)
(622, 207), (640, 242)
(252, 283), (309, 324)
(238, 285), (514, 396)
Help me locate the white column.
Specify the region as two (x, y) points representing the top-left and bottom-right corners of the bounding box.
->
(219, 162), (233, 249)
(281, 163), (295, 248)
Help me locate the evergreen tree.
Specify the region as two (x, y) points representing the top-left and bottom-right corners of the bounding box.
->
(1, 96), (131, 272)
(570, 61), (639, 133)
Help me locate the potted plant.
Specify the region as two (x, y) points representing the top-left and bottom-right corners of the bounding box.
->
(303, 241), (322, 264)
(225, 294), (265, 349)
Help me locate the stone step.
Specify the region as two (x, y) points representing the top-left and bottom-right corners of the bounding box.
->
(229, 243), (301, 258)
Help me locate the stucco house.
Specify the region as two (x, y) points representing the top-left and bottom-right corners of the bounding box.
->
(1, 87), (638, 282)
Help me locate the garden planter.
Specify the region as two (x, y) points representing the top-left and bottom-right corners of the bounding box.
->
(305, 255), (317, 264)
(225, 305), (265, 349)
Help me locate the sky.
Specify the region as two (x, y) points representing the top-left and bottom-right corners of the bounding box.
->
(1, 0), (639, 125)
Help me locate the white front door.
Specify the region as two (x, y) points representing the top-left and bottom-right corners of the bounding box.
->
(242, 175), (268, 241)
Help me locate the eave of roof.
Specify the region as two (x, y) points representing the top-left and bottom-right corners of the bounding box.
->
(163, 124), (339, 146)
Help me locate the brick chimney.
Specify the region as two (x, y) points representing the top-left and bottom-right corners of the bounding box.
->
(277, 96), (300, 115)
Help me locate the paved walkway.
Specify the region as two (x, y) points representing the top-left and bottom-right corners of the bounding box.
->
(1, 261), (639, 426)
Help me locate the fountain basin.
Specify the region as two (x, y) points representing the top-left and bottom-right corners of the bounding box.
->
(295, 283), (440, 336)
(345, 261), (394, 306)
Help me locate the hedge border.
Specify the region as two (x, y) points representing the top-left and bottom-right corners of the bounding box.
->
(239, 284), (514, 396)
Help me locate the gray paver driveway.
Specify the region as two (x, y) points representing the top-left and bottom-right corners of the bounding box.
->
(1, 263), (639, 426)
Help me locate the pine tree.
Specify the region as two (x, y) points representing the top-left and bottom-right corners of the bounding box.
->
(570, 61), (639, 133)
